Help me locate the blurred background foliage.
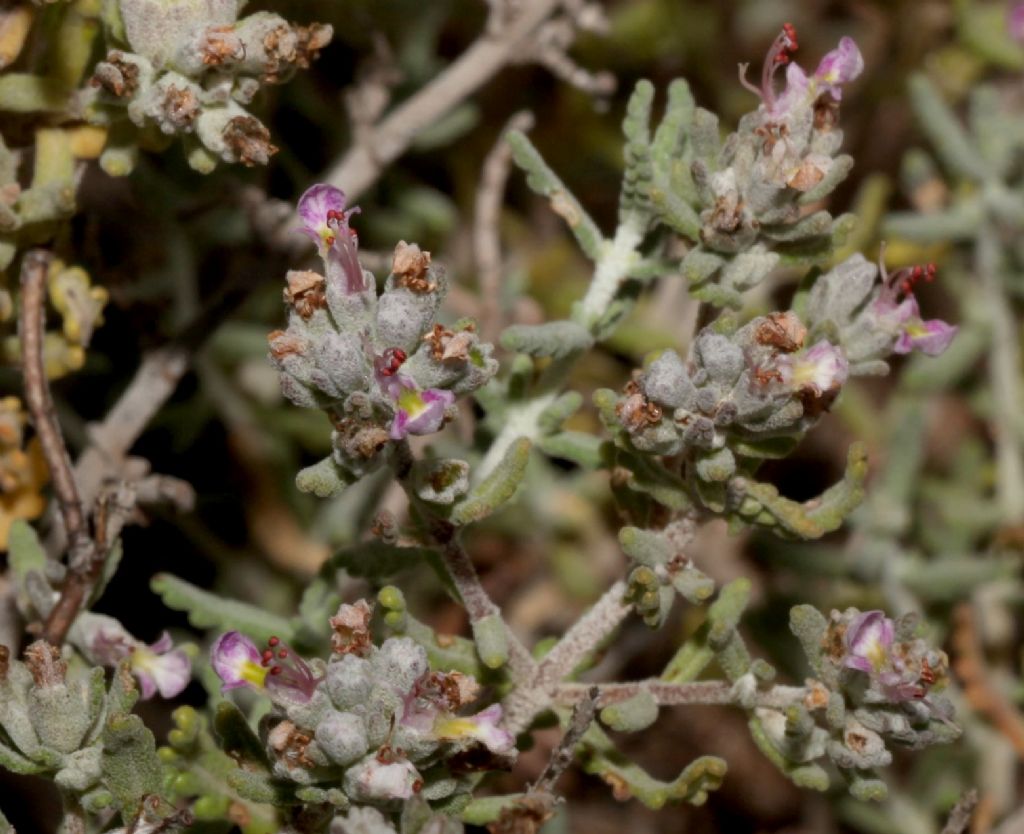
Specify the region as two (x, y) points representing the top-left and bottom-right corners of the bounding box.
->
(5, 0), (1024, 831)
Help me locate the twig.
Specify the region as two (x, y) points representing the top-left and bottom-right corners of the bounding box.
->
(474, 110), (535, 342)
(941, 789), (979, 834)
(503, 580), (630, 733)
(441, 534), (536, 679)
(19, 250), (98, 646)
(318, 0), (567, 204)
(552, 680), (809, 710)
(532, 685), (599, 794)
(533, 580), (630, 689)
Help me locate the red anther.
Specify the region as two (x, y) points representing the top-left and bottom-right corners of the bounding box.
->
(262, 649), (274, 663)
(326, 209), (346, 224)
(270, 666), (282, 676)
(278, 649), (288, 659)
(783, 22), (798, 48)
(378, 347), (408, 377)
(268, 636), (280, 647)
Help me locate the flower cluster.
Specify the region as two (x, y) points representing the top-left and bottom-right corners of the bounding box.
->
(617, 313), (848, 469)
(685, 28), (863, 273)
(85, 1), (332, 172)
(210, 602), (514, 807)
(839, 610), (949, 705)
(269, 185), (497, 485)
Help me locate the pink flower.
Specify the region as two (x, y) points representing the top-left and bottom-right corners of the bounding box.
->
(82, 620), (191, 700)
(873, 256), (957, 357)
(433, 703), (515, 754)
(130, 633), (192, 700)
(740, 27), (863, 119)
(891, 296), (958, 356)
(296, 183), (365, 294)
(211, 632), (320, 703)
(844, 610), (895, 675)
(388, 380), (455, 440)
(813, 37), (864, 101)
(780, 340), (849, 395)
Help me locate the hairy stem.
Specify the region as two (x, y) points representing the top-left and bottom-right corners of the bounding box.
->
(553, 680), (808, 710)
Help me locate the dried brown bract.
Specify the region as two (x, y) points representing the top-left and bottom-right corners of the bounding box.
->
(329, 600), (373, 657)
(92, 51), (140, 97)
(24, 640), (66, 687)
(756, 312), (806, 353)
(392, 241), (435, 293)
(268, 330), (309, 360)
(283, 270), (327, 319)
(617, 379), (663, 430)
(268, 720), (316, 769)
(223, 116), (278, 167)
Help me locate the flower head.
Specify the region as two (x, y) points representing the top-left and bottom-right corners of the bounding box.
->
(740, 27), (863, 120)
(82, 619), (190, 700)
(813, 37), (864, 101)
(844, 610), (895, 675)
(130, 633), (192, 699)
(840, 609), (948, 704)
(388, 381), (455, 440)
(297, 184), (358, 255)
(433, 704), (514, 754)
(296, 183), (366, 294)
(781, 340), (849, 396)
(874, 254), (957, 357)
(211, 632), (320, 703)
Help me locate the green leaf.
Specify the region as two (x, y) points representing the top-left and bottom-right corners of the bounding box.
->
(101, 714), (164, 814)
(8, 520), (45, 586)
(452, 438), (531, 525)
(295, 455), (355, 498)
(581, 724), (726, 808)
(213, 702), (270, 769)
(151, 574), (295, 643)
(507, 130), (604, 260)
(500, 321), (594, 359)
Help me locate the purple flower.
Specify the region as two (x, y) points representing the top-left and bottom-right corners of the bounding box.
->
(844, 610), (895, 675)
(81, 619), (190, 700)
(297, 183), (366, 294)
(130, 633), (192, 700)
(433, 703), (515, 754)
(1010, 2), (1024, 42)
(389, 381), (455, 440)
(781, 340), (849, 395)
(874, 256), (958, 357)
(211, 632), (321, 703)
(891, 296), (958, 356)
(211, 631), (268, 691)
(813, 36), (864, 101)
(740, 27), (863, 119)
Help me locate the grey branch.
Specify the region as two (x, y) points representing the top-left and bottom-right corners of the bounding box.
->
(316, 0), (589, 206)
(941, 789), (979, 834)
(18, 250), (98, 646)
(533, 685), (599, 795)
(553, 680), (809, 710)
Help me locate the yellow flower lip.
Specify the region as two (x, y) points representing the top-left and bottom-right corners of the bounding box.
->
(239, 660), (269, 688)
